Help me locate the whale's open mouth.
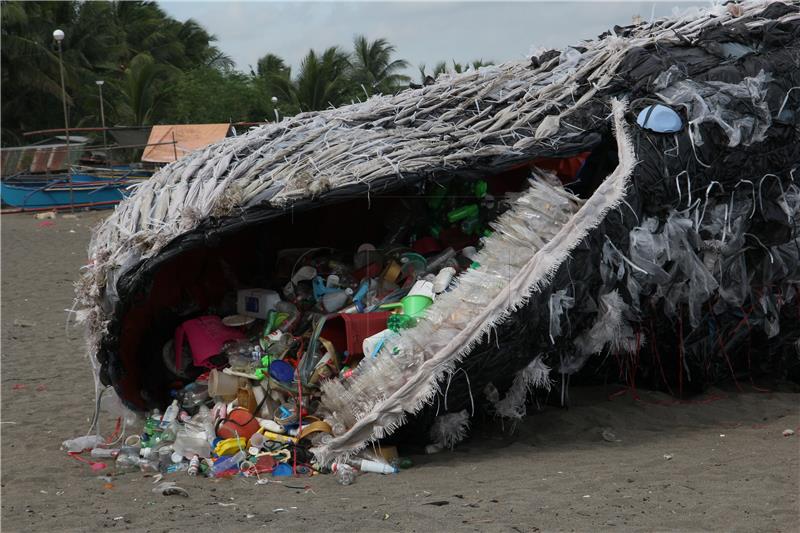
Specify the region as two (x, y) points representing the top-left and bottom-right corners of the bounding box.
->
(98, 100), (633, 464)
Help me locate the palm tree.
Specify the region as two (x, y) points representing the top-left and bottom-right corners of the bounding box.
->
(417, 61), (448, 84)
(113, 52), (173, 125)
(350, 35), (409, 96)
(278, 47), (352, 112)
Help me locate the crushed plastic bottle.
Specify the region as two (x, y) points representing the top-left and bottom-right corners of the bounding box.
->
(90, 448), (120, 459)
(61, 434), (105, 453)
(210, 451), (246, 477)
(176, 381), (209, 410)
(332, 463), (357, 485)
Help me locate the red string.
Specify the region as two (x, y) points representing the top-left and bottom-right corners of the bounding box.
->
(294, 377), (303, 477)
(105, 417), (122, 444)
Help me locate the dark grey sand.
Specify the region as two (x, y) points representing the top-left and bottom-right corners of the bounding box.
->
(2, 211), (798, 532)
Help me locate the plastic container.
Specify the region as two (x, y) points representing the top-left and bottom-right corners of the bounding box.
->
(362, 329), (398, 358)
(332, 463), (357, 485)
(90, 448), (119, 459)
(61, 434), (104, 453)
(144, 410), (162, 436)
(433, 267), (456, 293)
(158, 400), (181, 430)
(176, 381), (209, 409)
(350, 458), (397, 474)
(257, 418), (285, 434)
(208, 369), (240, 401)
(188, 455), (200, 476)
(216, 407), (260, 440)
(237, 289), (281, 319)
(173, 427), (211, 459)
(210, 451), (246, 477)
(320, 312), (392, 359)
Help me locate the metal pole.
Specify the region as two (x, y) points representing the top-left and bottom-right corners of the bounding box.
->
(56, 40), (73, 211)
(98, 83), (107, 153)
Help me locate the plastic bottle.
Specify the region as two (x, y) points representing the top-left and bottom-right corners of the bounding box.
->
(331, 463), (357, 485)
(165, 462), (187, 474)
(257, 418), (285, 434)
(349, 458), (397, 474)
(158, 420), (178, 444)
(61, 434), (105, 453)
(210, 451), (246, 477)
(393, 457), (414, 470)
(90, 448), (120, 459)
(160, 400), (180, 429)
(173, 428), (211, 459)
(187, 455), (200, 476)
(144, 410), (162, 436)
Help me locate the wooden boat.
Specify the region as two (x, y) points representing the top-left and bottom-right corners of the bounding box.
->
(0, 172), (142, 211)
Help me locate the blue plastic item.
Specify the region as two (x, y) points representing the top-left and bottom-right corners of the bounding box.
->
(352, 280), (370, 312)
(272, 463), (293, 477)
(312, 276), (341, 301)
(269, 360), (294, 383)
(210, 451), (245, 477)
(636, 104), (683, 133)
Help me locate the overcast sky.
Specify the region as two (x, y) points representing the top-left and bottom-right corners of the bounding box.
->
(161, 1), (705, 79)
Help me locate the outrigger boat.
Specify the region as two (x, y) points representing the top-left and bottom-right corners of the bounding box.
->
(0, 172), (142, 211)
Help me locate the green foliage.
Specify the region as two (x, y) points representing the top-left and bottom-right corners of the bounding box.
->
(1, 0), (232, 144)
(113, 52), (174, 126)
(0, 1), (445, 145)
(350, 35), (409, 96)
(167, 68), (266, 124)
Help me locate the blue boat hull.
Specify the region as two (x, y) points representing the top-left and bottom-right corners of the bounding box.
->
(0, 176), (136, 210)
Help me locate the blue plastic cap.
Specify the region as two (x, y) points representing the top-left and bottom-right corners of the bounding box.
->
(637, 104), (683, 133)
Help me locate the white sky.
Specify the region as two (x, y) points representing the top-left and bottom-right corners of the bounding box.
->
(161, 1), (706, 79)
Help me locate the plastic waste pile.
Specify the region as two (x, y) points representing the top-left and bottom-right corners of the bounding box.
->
(63, 178), (503, 483)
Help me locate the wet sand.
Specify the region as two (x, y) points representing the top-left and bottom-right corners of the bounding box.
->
(1, 211), (798, 532)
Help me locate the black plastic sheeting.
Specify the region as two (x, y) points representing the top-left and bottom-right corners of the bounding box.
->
(417, 5), (800, 421)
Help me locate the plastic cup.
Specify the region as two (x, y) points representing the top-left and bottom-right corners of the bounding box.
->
(249, 432), (266, 450)
(209, 369), (240, 400)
